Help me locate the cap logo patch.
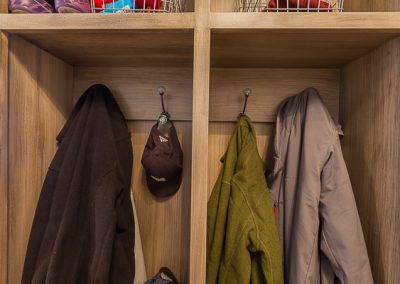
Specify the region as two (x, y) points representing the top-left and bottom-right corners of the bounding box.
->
(151, 175), (167, 182)
(159, 136), (168, 143)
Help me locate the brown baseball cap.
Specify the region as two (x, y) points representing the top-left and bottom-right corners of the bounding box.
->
(141, 122), (183, 198)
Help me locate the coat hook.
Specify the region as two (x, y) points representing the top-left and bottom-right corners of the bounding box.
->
(157, 86), (167, 114)
(240, 88), (252, 116)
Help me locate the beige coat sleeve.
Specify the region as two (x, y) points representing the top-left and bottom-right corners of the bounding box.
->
(130, 192), (148, 284)
(319, 139), (373, 284)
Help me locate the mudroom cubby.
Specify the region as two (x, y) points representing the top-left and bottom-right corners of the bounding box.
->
(1, 1), (400, 283)
(0, 22), (195, 284)
(207, 25), (400, 284)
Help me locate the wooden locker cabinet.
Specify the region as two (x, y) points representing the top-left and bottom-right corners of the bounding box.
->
(0, 0), (400, 283)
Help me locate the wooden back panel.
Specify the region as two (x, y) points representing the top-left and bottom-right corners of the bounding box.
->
(211, 0), (237, 12)
(210, 68), (339, 123)
(340, 36), (400, 284)
(73, 67), (193, 121)
(0, 1), (7, 13)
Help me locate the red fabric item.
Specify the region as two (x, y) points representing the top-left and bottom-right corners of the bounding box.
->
(274, 206), (277, 218)
(135, 0), (160, 9)
(94, 0), (113, 12)
(263, 0), (288, 11)
(264, 0), (331, 11)
(291, 0), (330, 9)
(94, 0), (113, 7)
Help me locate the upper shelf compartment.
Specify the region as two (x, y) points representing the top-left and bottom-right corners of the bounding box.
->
(211, 13), (400, 68)
(0, 13), (195, 67)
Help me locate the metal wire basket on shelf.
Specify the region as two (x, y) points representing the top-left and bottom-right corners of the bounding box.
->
(237, 0), (344, 12)
(90, 0), (185, 13)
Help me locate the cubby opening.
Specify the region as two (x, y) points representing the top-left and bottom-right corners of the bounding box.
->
(6, 31), (194, 284)
(208, 31), (400, 283)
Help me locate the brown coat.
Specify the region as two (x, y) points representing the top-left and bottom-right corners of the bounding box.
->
(22, 84), (135, 284)
(267, 88), (373, 284)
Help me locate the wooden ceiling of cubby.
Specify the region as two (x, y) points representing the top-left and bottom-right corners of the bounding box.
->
(211, 31), (398, 68)
(15, 31), (194, 67)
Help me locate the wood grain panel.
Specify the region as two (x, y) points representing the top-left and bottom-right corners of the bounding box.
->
(0, 31), (9, 284)
(73, 67), (193, 121)
(0, 1), (7, 13)
(208, 122), (274, 197)
(211, 0), (237, 12)
(190, 0), (210, 281)
(210, 68), (340, 122)
(210, 12), (400, 30)
(1, 13), (195, 31)
(15, 31), (194, 67)
(211, 30), (397, 68)
(129, 121), (191, 284)
(340, 36), (400, 284)
(8, 36), (73, 284)
(185, 0), (195, 12)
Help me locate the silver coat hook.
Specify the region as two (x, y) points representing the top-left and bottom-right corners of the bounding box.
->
(157, 86), (166, 96)
(157, 86), (167, 114)
(241, 88), (252, 115)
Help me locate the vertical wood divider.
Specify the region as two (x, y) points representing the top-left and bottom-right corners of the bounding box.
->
(0, 31), (9, 284)
(190, 0), (211, 283)
(0, 2), (8, 13)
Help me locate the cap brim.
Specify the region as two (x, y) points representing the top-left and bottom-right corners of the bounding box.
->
(145, 173), (182, 198)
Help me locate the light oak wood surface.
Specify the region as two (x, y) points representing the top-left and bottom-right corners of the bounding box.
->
(8, 35), (73, 284)
(210, 12), (400, 30)
(129, 121), (192, 284)
(9, 31), (194, 67)
(210, 68), (339, 122)
(0, 13), (195, 31)
(0, 4), (7, 13)
(211, 0), (238, 12)
(0, 31), (9, 284)
(190, 0), (210, 282)
(340, 36), (400, 284)
(73, 67), (193, 121)
(211, 30), (397, 68)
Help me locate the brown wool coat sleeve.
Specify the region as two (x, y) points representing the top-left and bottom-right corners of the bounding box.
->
(22, 84), (135, 284)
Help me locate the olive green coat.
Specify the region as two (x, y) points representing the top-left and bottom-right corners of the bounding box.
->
(207, 115), (284, 284)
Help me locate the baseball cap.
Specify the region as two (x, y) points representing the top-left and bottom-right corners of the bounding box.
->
(141, 121), (183, 198)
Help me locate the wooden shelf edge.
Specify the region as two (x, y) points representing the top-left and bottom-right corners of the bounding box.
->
(0, 13), (195, 33)
(210, 12), (400, 32)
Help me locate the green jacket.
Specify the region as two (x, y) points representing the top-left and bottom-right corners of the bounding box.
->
(207, 115), (283, 284)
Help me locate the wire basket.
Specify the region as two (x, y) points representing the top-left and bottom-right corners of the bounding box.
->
(237, 0), (344, 12)
(90, 0), (185, 13)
